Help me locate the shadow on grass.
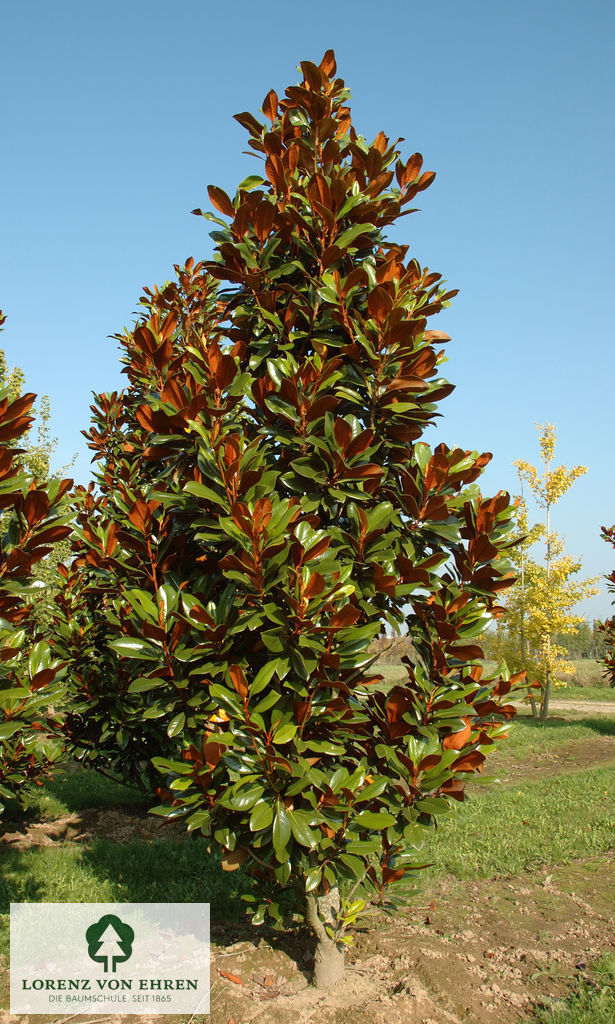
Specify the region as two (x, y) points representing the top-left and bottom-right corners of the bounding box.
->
(1, 765), (150, 828)
(517, 715), (615, 737)
(83, 837), (252, 912)
(79, 838), (312, 966)
(0, 857), (47, 907)
(0, 837), (252, 942)
(43, 764), (149, 811)
(0, 836), (314, 976)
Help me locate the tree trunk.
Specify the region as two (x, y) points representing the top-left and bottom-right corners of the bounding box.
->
(542, 490), (552, 723)
(521, 621), (538, 718)
(540, 669), (551, 721)
(305, 886), (345, 988)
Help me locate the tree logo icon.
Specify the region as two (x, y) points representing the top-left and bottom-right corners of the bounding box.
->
(86, 914), (134, 972)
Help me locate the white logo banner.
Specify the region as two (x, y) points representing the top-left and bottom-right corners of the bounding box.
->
(10, 902), (210, 1015)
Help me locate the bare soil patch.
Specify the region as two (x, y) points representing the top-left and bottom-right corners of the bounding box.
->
(200, 856), (615, 1024)
(0, 804), (187, 851)
(2, 854), (613, 1024)
(487, 733), (615, 786)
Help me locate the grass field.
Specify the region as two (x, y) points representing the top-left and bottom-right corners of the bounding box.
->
(564, 659), (611, 689)
(2, 722), (612, 943)
(426, 761), (615, 880)
(1, 694), (614, 1022)
(553, 684), (615, 700)
(18, 764), (147, 820)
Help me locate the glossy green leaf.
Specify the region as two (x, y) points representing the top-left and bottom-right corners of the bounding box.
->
(250, 661), (280, 695)
(287, 809), (317, 848)
(305, 866), (322, 892)
(0, 721), (21, 740)
(108, 637), (159, 660)
(249, 799), (274, 831)
(272, 801), (291, 861)
(167, 712), (186, 738)
(354, 810), (396, 829)
(184, 481), (226, 505)
(128, 676), (165, 694)
(272, 722), (297, 744)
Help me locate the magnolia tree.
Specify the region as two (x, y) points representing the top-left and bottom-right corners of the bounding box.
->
(0, 311), (73, 818)
(53, 53), (526, 987)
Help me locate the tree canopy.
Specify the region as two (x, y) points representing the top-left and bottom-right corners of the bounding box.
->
(49, 51), (527, 986)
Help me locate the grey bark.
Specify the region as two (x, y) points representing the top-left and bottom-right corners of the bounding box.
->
(541, 669), (551, 721)
(305, 885), (345, 988)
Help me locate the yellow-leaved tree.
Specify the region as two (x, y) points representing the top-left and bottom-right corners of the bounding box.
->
(486, 424), (599, 720)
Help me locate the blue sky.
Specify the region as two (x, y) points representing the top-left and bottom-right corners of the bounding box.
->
(1, 0), (613, 619)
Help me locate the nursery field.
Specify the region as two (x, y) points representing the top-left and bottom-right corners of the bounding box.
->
(377, 660), (615, 710)
(1, 699), (614, 1024)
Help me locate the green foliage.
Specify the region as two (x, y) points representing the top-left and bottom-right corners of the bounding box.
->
(0, 311), (74, 818)
(553, 620), (605, 660)
(52, 52), (527, 949)
(0, 356), (47, 479)
(488, 588), (596, 690)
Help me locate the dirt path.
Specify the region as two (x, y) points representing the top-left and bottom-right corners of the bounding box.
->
(548, 699), (615, 715)
(487, 732), (615, 787)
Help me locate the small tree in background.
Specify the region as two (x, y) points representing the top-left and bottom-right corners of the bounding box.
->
(599, 525), (615, 686)
(54, 52), (527, 986)
(481, 497), (544, 714)
(489, 424), (599, 719)
(0, 340), (75, 628)
(0, 311), (73, 819)
(0, 352), (55, 481)
(554, 620), (600, 661)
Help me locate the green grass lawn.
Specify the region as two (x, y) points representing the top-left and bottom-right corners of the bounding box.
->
(552, 684), (615, 702)
(0, 837), (252, 960)
(488, 712), (615, 763)
(426, 762), (615, 881)
(564, 659), (610, 689)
